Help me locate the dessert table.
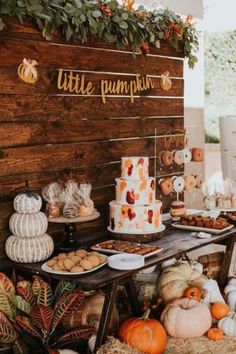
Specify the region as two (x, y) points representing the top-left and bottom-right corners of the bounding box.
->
(6, 226), (236, 352)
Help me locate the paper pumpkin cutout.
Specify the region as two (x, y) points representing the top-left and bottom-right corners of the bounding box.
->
(160, 71), (172, 91)
(18, 58), (38, 84)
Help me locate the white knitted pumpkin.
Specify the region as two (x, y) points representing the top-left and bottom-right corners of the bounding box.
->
(9, 212), (48, 238)
(14, 192), (42, 214)
(5, 233), (54, 263)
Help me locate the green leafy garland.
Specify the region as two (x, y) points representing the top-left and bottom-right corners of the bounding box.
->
(0, 0), (199, 68)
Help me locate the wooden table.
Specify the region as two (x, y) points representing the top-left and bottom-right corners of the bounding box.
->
(9, 226), (236, 352)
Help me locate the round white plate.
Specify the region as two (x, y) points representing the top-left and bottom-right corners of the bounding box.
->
(108, 253), (144, 270)
(41, 255), (108, 276)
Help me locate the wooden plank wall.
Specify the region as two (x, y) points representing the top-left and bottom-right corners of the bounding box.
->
(0, 18), (184, 257)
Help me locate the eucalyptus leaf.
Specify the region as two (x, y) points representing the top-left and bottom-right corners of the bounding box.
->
(119, 21), (128, 29)
(92, 10), (101, 18)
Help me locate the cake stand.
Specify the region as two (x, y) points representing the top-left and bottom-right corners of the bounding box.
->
(107, 224), (166, 243)
(48, 210), (100, 251)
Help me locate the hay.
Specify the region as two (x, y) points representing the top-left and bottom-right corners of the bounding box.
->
(164, 336), (236, 354)
(96, 337), (142, 354)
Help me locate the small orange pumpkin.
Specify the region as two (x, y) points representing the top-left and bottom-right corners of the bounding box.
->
(119, 309), (167, 354)
(210, 302), (229, 320)
(207, 328), (224, 341)
(183, 286), (202, 302)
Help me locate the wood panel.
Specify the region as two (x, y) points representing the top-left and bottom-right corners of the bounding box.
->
(0, 95), (183, 121)
(0, 38), (183, 77)
(0, 117), (184, 148)
(0, 18), (184, 258)
(0, 136), (185, 177)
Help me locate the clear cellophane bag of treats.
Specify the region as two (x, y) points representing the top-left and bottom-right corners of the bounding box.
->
(42, 182), (62, 218)
(78, 183), (94, 216)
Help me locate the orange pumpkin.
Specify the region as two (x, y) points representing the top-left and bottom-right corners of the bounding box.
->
(207, 328), (224, 341)
(119, 309), (167, 354)
(183, 286), (202, 302)
(210, 302), (229, 320)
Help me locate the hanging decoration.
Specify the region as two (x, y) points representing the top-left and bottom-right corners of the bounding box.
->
(0, 0), (199, 68)
(17, 58), (38, 84)
(160, 71), (172, 91)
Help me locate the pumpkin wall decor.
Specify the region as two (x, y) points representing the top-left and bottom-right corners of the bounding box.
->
(119, 309), (167, 354)
(224, 278), (236, 311)
(160, 298), (212, 338)
(157, 263), (206, 303)
(207, 328), (224, 341)
(5, 189), (54, 263)
(18, 58), (38, 84)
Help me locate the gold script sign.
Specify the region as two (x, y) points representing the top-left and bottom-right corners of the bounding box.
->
(57, 69), (154, 104)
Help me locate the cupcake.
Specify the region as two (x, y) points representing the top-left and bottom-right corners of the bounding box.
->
(170, 201), (186, 218)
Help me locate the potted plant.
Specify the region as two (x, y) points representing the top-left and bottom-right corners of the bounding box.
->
(0, 272), (96, 353)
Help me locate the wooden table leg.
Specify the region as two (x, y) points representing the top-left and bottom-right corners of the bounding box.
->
(125, 277), (143, 316)
(94, 280), (119, 352)
(218, 234), (236, 288)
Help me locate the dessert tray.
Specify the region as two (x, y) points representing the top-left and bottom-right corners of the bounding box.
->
(41, 249), (108, 276)
(47, 210), (100, 223)
(41, 259), (107, 276)
(172, 223), (234, 235)
(91, 240), (163, 258)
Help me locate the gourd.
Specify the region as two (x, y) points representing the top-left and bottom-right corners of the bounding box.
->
(63, 292), (118, 331)
(9, 212), (48, 238)
(224, 278), (236, 311)
(157, 263), (206, 303)
(119, 309), (167, 354)
(160, 298), (212, 338)
(211, 302), (229, 320)
(5, 234), (54, 263)
(202, 279), (225, 307)
(13, 190), (42, 214)
(218, 312), (236, 336)
(207, 328), (224, 341)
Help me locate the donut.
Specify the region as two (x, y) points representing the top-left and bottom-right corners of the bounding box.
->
(173, 150), (184, 165)
(159, 177), (173, 195)
(191, 148), (204, 162)
(162, 151), (173, 166)
(172, 176), (185, 193)
(182, 148), (192, 163)
(194, 175), (202, 189)
(183, 175), (196, 191)
(157, 151), (165, 167)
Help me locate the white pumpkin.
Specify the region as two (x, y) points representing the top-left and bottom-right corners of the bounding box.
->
(9, 212), (48, 238)
(13, 191), (42, 214)
(202, 279), (225, 307)
(88, 334), (97, 353)
(5, 233), (54, 263)
(224, 278), (236, 311)
(160, 298), (212, 338)
(157, 263), (207, 303)
(218, 312), (236, 336)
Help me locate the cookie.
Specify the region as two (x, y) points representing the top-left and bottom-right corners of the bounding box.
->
(80, 259), (93, 270)
(86, 255), (100, 267)
(57, 253), (68, 260)
(47, 259), (57, 267)
(63, 258), (76, 271)
(57, 259), (66, 270)
(70, 255), (82, 264)
(68, 251), (76, 257)
(98, 256), (107, 264)
(70, 266), (84, 273)
(75, 250), (88, 258)
(52, 262), (63, 270)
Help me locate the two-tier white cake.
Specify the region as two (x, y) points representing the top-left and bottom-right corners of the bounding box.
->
(109, 157), (163, 234)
